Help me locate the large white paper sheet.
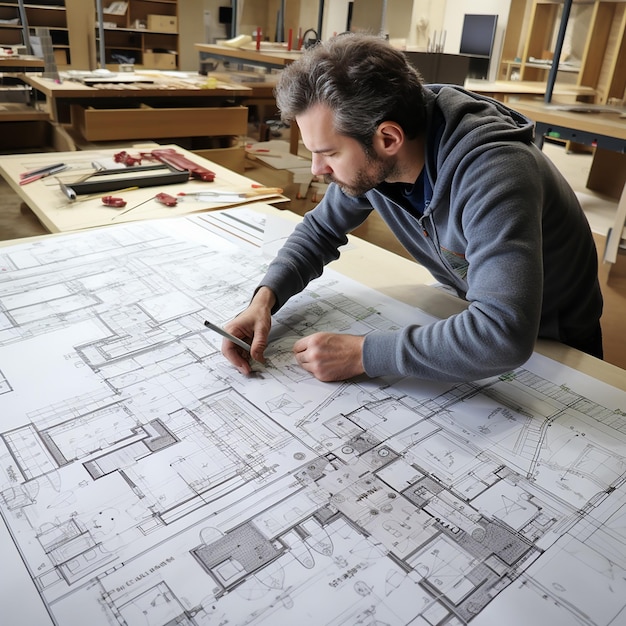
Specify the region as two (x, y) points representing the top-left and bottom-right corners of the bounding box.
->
(0, 211), (625, 625)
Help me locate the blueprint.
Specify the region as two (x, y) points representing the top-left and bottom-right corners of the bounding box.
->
(1, 209), (625, 626)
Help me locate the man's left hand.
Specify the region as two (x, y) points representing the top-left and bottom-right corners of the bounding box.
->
(293, 332), (365, 381)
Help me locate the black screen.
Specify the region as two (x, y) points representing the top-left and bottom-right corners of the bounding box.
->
(459, 14), (498, 58)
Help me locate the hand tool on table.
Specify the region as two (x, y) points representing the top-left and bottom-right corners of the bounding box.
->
(19, 163), (67, 185)
(155, 192), (178, 207)
(111, 191), (178, 221)
(20, 162), (66, 179)
(176, 187), (283, 203)
(141, 148), (216, 182)
(113, 151), (143, 166)
(101, 195), (127, 208)
(58, 177), (139, 202)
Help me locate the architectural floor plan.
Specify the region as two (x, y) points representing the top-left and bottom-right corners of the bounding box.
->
(0, 210), (625, 625)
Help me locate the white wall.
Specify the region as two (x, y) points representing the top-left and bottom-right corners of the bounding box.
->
(178, 0), (230, 70)
(322, 0), (352, 36)
(406, 0), (447, 50)
(386, 0), (417, 42)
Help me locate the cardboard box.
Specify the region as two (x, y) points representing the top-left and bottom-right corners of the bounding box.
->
(54, 49), (68, 66)
(147, 14), (178, 33)
(143, 51), (177, 70)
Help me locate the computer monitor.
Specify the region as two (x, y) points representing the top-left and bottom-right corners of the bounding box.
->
(459, 14), (498, 59)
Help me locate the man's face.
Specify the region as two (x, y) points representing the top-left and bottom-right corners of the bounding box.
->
(296, 104), (399, 197)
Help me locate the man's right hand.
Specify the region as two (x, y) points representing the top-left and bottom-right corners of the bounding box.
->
(222, 286), (276, 375)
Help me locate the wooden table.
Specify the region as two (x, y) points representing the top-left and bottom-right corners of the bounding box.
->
(0, 54), (44, 72)
(195, 43), (303, 154)
(21, 72), (253, 120)
(510, 100), (626, 267)
(195, 42), (302, 71)
(464, 79), (597, 103)
(21, 71), (252, 139)
(0, 144), (286, 233)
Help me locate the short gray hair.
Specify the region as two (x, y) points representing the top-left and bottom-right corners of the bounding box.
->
(275, 33), (427, 149)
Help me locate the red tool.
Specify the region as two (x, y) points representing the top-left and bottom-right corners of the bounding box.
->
(113, 151), (142, 166)
(143, 148), (216, 182)
(101, 195), (127, 207)
(155, 192), (178, 207)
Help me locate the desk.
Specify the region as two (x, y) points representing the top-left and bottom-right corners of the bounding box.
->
(195, 43), (302, 154)
(20, 72), (253, 166)
(195, 42), (302, 72)
(465, 79), (597, 103)
(0, 145), (286, 233)
(499, 60), (581, 81)
(22, 72), (252, 125)
(0, 205), (625, 625)
(0, 54), (44, 72)
(510, 101), (626, 267)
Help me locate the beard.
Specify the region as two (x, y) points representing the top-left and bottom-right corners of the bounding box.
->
(324, 151), (400, 197)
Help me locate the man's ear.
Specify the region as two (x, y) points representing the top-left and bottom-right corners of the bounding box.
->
(375, 121), (404, 155)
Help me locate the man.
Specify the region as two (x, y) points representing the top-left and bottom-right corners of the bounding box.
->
(222, 33), (603, 383)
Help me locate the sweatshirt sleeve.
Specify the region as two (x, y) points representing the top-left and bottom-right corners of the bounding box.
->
(258, 185), (373, 313)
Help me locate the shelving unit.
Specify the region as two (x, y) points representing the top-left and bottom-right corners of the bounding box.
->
(0, 1), (71, 67)
(578, 1), (626, 104)
(95, 0), (179, 69)
(0, 0), (28, 51)
(498, 0), (626, 105)
(0, 2), (48, 148)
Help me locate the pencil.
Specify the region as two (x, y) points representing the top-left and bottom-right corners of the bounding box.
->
(204, 320), (251, 352)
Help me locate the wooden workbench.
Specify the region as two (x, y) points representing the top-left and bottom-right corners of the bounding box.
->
(20, 71), (258, 169)
(195, 42), (302, 71)
(195, 43), (303, 154)
(0, 144), (287, 233)
(0, 54), (44, 72)
(464, 79), (597, 103)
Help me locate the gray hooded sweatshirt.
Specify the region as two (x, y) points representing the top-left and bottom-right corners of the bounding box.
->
(258, 85), (603, 382)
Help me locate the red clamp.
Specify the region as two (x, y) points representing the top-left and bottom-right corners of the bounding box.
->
(113, 151), (142, 166)
(145, 148), (216, 182)
(155, 192), (178, 207)
(101, 195), (127, 207)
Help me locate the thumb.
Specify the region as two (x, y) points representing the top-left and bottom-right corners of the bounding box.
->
(250, 324), (269, 363)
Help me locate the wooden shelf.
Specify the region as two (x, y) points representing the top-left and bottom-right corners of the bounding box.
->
(0, 54), (44, 70)
(0, 101), (47, 121)
(498, 0), (626, 105)
(96, 0), (179, 69)
(0, 1), (72, 68)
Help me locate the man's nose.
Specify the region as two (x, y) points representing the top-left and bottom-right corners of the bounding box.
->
(311, 154), (331, 176)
